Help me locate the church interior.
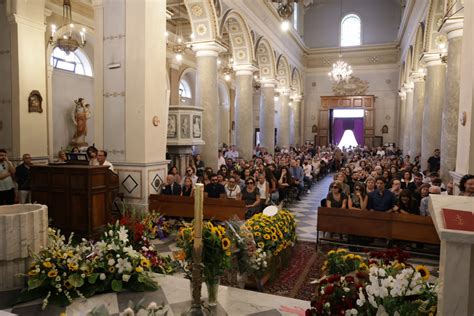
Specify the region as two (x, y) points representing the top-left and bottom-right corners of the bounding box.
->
(1, 0), (474, 315)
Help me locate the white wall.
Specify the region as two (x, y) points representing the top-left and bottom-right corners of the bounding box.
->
(304, 0), (401, 48)
(304, 66), (399, 145)
(52, 70), (94, 154)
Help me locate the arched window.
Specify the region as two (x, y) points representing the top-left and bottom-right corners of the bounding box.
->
(179, 81), (192, 99)
(341, 14), (361, 47)
(50, 47), (93, 77)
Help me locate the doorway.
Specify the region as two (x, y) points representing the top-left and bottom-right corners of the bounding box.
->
(331, 109), (365, 148)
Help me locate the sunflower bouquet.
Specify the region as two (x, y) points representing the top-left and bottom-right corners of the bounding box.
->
(176, 221), (232, 284)
(244, 209), (297, 256)
(20, 223), (158, 309)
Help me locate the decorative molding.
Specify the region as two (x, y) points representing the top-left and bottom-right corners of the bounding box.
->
(332, 76), (369, 96)
(103, 34), (125, 41)
(103, 91), (125, 98)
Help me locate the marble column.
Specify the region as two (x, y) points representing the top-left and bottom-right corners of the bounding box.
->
(293, 95), (302, 146)
(402, 83), (414, 154)
(398, 90), (406, 149)
(193, 42), (226, 171)
(259, 79), (276, 154)
(92, 0), (104, 150)
(234, 64), (257, 160)
(409, 72), (425, 158)
(277, 89), (291, 149)
(440, 19), (464, 182)
(421, 54), (446, 171)
(7, 1), (48, 161)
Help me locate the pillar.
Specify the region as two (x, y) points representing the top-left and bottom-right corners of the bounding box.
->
(398, 89), (406, 149)
(259, 79), (276, 154)
(234, 64), (257, 160)
(409, 72), (425, 158)
(7, 1), (48, 161)
(293, 95), (302, 146)
(99, 0), (170, 208)
(402, 82), (414, 154)
(421, 54), (446, 171)
(452, 0), (474, 189)
(440, 18), (463, 182)
(278, 89), (291, 149)
(192, 42), (226, 171)
(92, 0), (104, 151)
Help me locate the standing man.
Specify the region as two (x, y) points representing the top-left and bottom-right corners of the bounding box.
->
(16, 153), (33, 203)
(0, 149), (16, 205)
(367, 177), (396, 212)
(427, 149), (441, 173)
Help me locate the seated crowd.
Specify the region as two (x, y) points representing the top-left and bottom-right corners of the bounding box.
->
(161, 144), (474, 219)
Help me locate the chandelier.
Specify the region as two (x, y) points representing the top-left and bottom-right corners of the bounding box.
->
(271, 0), (299, 31)
(328, 0), (352, 83)
(328, 57), (353, 83)
(219, 54), (234, 81)
(49, 0), (86, 54)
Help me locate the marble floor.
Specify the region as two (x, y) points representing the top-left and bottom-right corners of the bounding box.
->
(3, 275), (310, 316)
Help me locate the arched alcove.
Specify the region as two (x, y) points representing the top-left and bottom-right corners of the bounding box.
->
(178, 68), (197, 106)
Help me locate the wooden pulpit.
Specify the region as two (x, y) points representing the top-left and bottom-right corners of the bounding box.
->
(31, 164), (119, 239)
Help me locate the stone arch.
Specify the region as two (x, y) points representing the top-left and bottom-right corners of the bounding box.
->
(424, 0), (446, 52)
(276, 54), (291, 89)
(291, 67), (302, 94)
(184, 0), (220, 42)
(412, 23), (425, 71)
(255, 37), (277, 81)
(178, 67), (197, 105)
(220, 10), (255, 65)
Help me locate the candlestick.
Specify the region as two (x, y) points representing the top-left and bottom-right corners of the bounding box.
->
(185, 183), (209, 316)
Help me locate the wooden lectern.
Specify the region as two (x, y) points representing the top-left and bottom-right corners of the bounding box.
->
(30, 164), (119, 239)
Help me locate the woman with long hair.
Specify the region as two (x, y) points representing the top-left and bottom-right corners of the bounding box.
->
(348, 181), (367, 210)
(242, 176), (261, 219)
(326, 181), (347, 208)
(181, 176), (194, 197)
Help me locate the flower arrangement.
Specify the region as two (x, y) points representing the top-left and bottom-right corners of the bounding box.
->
(20, 223), (158, 309)
(307, 248), (437, 316)
(243, 209), (297, 256)
(176, 221), (232, 284)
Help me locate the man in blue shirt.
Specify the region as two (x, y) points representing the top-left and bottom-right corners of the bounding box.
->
(368, 177), (396, 212)
(289, 159), (304, 201)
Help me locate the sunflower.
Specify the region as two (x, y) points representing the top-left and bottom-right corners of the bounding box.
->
(359, 263), (368, 271)
(254, 232), (262, 237)
(67, 262), (78, 271)
(257, 241), (265, 248)
(28, 269), (39, 276)
(270, 227), (277, 234)
(253, 225), (261, 231)
(221, 238), (231, 250)
(336, 248), (348, 253)
(108, 266), (116, 273)
(135, 266), (143, 273)
(225, 250), (231, 257)
(263, 234), (271, 240)
(264, 227), (271, 233)
(63, 280), (73, 289)
(43, 261), (53, 269)
(141, 258), (151, 268)
(328, 250), (336, 255)
(343, 253), (355, 261)
(47, 269), (58, 278)
(416, 265), (430, 281)
(271, 234), (278, 241)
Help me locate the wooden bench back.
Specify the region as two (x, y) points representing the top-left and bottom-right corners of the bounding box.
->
(317, 207), (440, 245)
(148, 194), (247, 221)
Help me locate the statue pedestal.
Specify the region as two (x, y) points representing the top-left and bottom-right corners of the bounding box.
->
(0, 204), (48, 291)
(429, 195), (474, 315)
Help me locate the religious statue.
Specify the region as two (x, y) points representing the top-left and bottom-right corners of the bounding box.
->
(193, 115), (201, 138)
(71, 98), (92, 146)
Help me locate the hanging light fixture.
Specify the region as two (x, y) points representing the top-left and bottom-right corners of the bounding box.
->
(221, 54), (234, 81)
(49, 0), (86, 54)
(167, 0), (193, 62)
(271, 0), (299, 31)
(328, 0), (353, 83)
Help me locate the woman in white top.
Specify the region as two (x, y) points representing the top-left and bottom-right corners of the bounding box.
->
(225, 176), (241, 200)
(256, 173), (269, 205)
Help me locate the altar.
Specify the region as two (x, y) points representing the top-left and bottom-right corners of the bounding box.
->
(5, 275), (309, 316)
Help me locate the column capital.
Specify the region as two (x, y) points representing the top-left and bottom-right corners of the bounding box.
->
(441, 17), (464, 40)
(233, 64), (258, 76)
(191, 41), (227, 57)
(402, 82), (414, 91)
(260, 78), (277, 88)
(421, 52), (445, 67)
(410, 71), (426, 83)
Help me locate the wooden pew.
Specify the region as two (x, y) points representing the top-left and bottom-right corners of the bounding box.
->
(317, 207), (440, 245)
(148, 194), (247, 221)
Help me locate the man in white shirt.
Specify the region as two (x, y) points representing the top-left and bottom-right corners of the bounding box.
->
(224, 145), (239, 160)
(97, 150), (116, 173)
(182, 167), (198, 185)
